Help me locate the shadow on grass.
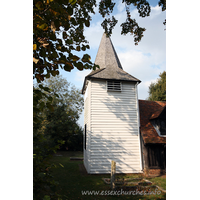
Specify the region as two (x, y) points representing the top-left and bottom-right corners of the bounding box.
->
(50, 151), (166, 200)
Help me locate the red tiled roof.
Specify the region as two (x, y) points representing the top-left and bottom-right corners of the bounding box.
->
(139, 100), (166, 144)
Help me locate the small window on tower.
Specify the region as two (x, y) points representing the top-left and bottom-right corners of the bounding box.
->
(107, 81), (121, 91)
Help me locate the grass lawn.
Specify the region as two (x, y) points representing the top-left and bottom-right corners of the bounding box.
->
(50, 151), (166, 200)
(148, 177), (166, 191)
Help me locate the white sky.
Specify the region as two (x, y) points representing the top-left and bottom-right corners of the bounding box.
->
(60, 1), (166, 127)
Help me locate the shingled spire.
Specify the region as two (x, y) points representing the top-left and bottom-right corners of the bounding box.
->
(82, 33), (141, 94)
(94, 33), (123, 70)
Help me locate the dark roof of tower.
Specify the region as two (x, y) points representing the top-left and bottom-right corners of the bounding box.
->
(82, 33), (141, 94)
(94, 32), (123, 70)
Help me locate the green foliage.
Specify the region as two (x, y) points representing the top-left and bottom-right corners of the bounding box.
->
(33, 0), (98, 83)
(33, 1), (166, 198)
(148, 71), (166, 101)
(44, 104), (83, 151)
(33, 131), (65, 200)
(37, 75), (83, 116)
(34, 75), (84, 150)
(158, 0), (166, 11)
(33, 87), (64, 200)
(98, 0), (165, 45)
(33, 84), (55, 130)
(33, 0), (166, 84)
(33, 76), (84, 199)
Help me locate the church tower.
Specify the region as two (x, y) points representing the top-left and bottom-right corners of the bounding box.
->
(82, 33), (142, 174)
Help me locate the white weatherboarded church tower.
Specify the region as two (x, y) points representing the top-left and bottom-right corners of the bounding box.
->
(82, 33), (142, 174)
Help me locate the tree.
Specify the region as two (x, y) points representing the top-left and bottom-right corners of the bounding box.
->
(38, 75), (84, 117)
(34, 75), (84, 147)
(33, 76), (84, 199)
(148, 71), (166, 101)
(33, 0), (166, 123)
(33, 1), (166, 198)
(33, 0), (98, 83)
(33, 128), (64, 200)
(36, 75), (84, 150)
(33, 0), (166, 83)
(44, 104), (83, 151)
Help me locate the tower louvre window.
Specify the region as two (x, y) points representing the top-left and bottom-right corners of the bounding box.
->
(107, 81), (121, 91)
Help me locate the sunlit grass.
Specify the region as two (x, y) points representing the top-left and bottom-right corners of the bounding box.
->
(50, 151), (166, 200)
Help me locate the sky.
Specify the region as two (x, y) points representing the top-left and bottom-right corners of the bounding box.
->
(59, 0), (166, 127)
(1, 1), (200, 198)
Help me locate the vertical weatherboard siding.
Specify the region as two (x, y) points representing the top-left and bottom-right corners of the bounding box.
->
(89, 79), (142, 174)
(83, 80), (91, 173)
